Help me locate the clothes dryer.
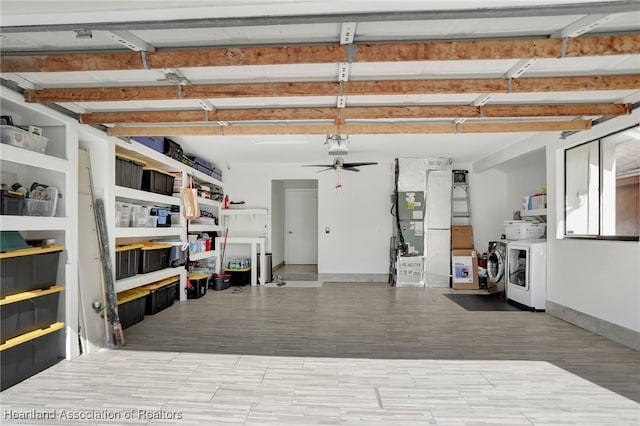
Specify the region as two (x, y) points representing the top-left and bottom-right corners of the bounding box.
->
(507, 239), (547, 311)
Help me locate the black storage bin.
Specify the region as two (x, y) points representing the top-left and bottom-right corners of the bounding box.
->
(141, 167), (175, 196)
(139, 243), (172, 274)
(1, 286), (62, 344)
(1, 189), (25, 216)
(1, 322), (63, 391)
(210, 273), (231, 291)
(115, 153), (146, 190)
(187, 274), (208, 299)
(115, 243), (143, 280)
(142, 277), (178, 315)
(117, 289), (149, 329)
(133, 137), (183, 161)
(225, 268), (251, 286)
(0, 245), (63, 299)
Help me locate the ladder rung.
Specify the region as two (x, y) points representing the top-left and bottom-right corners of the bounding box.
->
(452, 197), (468, 201)
(453, 213), (470, 217)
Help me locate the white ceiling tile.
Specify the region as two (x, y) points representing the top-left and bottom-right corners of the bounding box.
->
(355, 15), (581, 41)
(14, 70), (167, 88)
(181, 63), (337, 83)
(593, 11), (640, 33)
(0, 30), (127, 52)
(131, 23), (340, 48)
(488, 90), (638, 104)
(525, 55), (640, 77)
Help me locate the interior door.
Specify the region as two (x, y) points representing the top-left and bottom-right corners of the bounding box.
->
(286, 189), (318, 264)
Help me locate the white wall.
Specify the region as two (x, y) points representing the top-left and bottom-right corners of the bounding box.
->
(473, 110), (640, 333)
(499, 149), (547, 219)
(469, 169), (508, 254)
(224, 163), (393, 275)
(547, 111), (640, 332)
(270, 180), (285, 266)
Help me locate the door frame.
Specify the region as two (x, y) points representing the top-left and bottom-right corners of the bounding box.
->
(285, 188), (318, 265)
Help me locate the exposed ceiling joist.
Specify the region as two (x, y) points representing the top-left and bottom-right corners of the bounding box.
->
(79, 103), (631, 125)
(25, 74), (640, 103)
(106, 119), (592, 137)
(3, 34), (639, 73)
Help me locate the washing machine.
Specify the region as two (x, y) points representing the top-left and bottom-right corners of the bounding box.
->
(506, 239), (547, 311)
(487, 240), (512, 296)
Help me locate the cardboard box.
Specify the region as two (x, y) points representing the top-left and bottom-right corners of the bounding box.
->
(451, 226), (473, 249)
(451, 249), (479, 290)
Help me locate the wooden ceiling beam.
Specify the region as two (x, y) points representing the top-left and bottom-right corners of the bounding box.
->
(106, 119), (592, 137)
(3, 34), (638, 73)
(80, 103), (630, 125)
(26, 74), (640, 103)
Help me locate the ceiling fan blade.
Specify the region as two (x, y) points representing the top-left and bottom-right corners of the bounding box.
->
(315, 167), (335, 173)
(302, 164), (335, 168)
(342, 167), (360, 172)
(342, 162), (378, 167)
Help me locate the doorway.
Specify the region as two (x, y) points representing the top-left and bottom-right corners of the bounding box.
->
(271, 180), (318, 280)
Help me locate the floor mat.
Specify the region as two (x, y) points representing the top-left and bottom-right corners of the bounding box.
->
(443, 293), (525, 311)
(264, 281), (323, 288)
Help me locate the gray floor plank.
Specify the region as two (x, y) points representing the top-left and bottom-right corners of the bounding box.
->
(1, 283), (638, 425)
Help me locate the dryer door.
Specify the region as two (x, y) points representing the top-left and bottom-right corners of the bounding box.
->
(487, 249), (504, 284)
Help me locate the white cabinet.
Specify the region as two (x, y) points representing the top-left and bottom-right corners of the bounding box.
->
(0, 88), (79, 362)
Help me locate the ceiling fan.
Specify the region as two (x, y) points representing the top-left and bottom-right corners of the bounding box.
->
(302, 134), (378, 172)
(303, 156), (378, 172)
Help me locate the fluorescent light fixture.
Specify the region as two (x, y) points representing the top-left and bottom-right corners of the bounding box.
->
(255, 140), (309, 145)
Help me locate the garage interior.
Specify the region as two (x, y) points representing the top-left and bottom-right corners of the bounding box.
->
(1, 1), (639, 424)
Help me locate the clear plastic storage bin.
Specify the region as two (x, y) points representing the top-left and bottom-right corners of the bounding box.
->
(1, 125), (49, 153)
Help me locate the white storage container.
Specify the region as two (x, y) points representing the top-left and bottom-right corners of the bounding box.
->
(396, 256), (425, 287)
(23, 186), (58, 216)
(115, 202), (132, 227)
(1, 125), (49, 153)
(504, 220), (546, 240)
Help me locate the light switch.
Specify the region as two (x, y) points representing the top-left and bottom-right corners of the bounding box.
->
(325, 227), (330, 234)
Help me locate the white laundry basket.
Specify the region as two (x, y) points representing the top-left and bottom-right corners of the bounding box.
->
(504, 220), (546, 240)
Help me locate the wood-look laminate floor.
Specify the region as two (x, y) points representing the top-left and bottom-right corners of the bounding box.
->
(1, 283), (638, 425)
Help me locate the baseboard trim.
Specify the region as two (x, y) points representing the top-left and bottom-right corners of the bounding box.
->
(318, 273), (388, 283)
(546, 300), (640, 351)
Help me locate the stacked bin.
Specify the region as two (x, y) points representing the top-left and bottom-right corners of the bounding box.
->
(116, 288), (150, 329)
(115, 153), (146, 190)
(141, 167), (175, 196)
(141, 276), (179, 315)
(139, 243), (172, 274)
(0, 245), (64, 391)
(115, 244), (143, 280)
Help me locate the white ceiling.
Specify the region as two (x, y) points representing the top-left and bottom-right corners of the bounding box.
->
(1, 1), (639, 167)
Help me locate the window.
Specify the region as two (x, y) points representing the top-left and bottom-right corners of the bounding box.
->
(564, 125), (640, 240)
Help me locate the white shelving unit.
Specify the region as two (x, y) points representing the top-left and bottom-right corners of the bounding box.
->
(109, 137), (224, 301)
(189, 251), (218, 262)
(0, 88), (80, 365)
